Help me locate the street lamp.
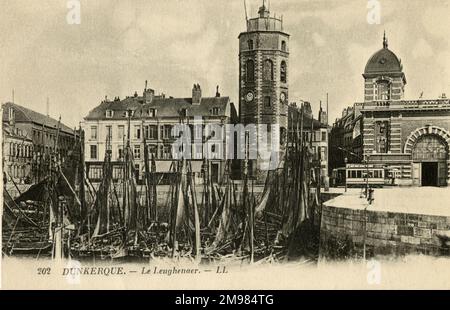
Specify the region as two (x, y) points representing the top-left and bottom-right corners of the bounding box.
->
(344, 157), (348, 192)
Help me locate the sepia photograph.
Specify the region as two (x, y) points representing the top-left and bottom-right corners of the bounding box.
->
(1, 0), (450, 292)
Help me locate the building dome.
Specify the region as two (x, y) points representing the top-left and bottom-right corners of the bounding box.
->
(364, 33), (403, 75)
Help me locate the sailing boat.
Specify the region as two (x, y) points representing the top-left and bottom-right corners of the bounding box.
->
(165, 111), (204, 260)
(204, 160), (243, 260)
(215, 103), (320, 263)
(3, 118), (78, 259)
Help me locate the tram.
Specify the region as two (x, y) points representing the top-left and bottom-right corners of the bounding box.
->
(332, 164), (386, 187)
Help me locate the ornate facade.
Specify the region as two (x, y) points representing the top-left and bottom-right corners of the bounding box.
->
(362, 100), (450, 186)
(331, 34), (450, 186)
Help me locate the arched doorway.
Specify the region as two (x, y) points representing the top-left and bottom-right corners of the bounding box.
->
(412, 134), (449, 186)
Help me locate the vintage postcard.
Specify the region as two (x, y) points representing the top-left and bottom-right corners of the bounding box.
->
(1, 0), (450, 291)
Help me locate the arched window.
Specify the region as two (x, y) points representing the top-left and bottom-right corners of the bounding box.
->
(377, 80), (391, 100)
(281, 41), (287, 52)
(413, 135), (448, 161)
(248, 40), (254, 50)
(246, 59), (255, 82)
(263, 59), (274, 81)
(280, 61), (287, 83)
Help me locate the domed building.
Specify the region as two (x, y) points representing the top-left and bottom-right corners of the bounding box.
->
(362, 33), (406, 102)
(360, 34), (450, 187)
(331, 33), (450, 187)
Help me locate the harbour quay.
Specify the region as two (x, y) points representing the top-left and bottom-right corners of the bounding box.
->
(319, 187), (450, 259)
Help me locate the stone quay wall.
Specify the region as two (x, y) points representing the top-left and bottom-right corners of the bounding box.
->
(319, 205), (450, 259)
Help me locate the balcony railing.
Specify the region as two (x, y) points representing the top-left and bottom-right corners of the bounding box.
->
(361, 99), (450, 111)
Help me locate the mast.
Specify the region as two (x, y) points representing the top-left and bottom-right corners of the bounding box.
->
(51, 117), (64, 260)
(243, 0), (249, 26)
(188, 161), (201, 260)
(243, 131), (254, 263)
(78, 126), (88, 237)
(92, 135), (113, 237)
(170, 159), (184, 257)
(170, 111), (185, 257)
(123, 110), (132, 232)
(298, 103), (305, 222)
(142, 119), (151, 226)
(150, 153), (157, 222)
(201, 158), (212, 227)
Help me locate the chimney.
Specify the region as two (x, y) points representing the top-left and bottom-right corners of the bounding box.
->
(46, 97), (50, 117)
(215, 85), (221, 98)
(192, 83), (202, 105)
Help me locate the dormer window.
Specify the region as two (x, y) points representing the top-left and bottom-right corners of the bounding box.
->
(106, 110), (114, 118)
(211, 108), (220, 116)
(148, 109), (157, 117)
(125, 110), (134, 118)
(180, 108), (188, 118)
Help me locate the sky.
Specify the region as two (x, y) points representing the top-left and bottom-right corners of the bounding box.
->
(1, 0), (450, 128)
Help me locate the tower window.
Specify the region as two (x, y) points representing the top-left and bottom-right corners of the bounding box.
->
(377, 81), (390, 100)
(246, 59), (255, 82)
(280, 61), (287, 83)
(263, 59), (274, 81)
(248, 40), (254, 50)
(264, 96), (271, 107)
(280, 127), (287, 145)
(281, 41), (287, 52)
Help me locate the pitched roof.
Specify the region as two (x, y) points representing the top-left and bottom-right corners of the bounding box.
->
(84, 95), (232, 120)
(2, 102), (74, 134)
